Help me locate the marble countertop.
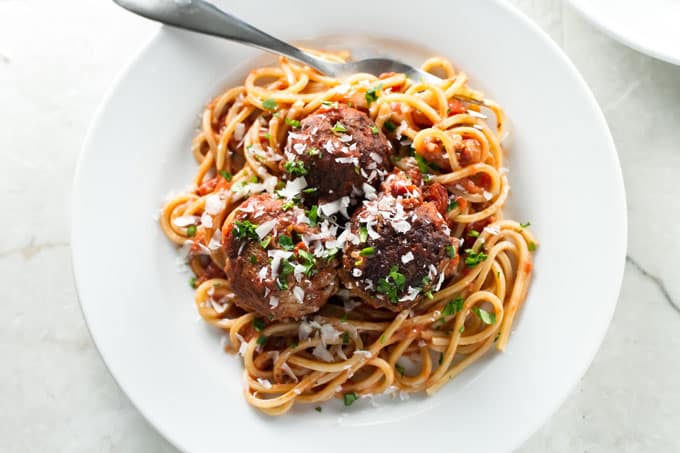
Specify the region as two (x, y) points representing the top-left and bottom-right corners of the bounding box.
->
(2, 1), (678, 451)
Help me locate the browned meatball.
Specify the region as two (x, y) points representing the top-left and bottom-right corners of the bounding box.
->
(339, 171), (458, 311)
(223, 194), (340, 320)
(283, 105), (392, 206)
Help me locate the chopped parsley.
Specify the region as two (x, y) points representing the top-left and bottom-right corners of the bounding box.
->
(307, 205), (318, 226)
(342, 331), (350, 344)
(370, 125), (379, 135)
(263, 133), (272, 140)
(321, 100), (338, 108)
(250, 255), (257, 264)
(438, 353), (444, 365)
(384, 119), (397, 132)
(343, 392), (359, 407)
(259, 235), (272, 249)
(233, 220), (258, 240)
(445, 244), (457, 258)
(219, 170), (233, 181)
(464, 248), (488, 267)
(186, 224), (197, 237)
(359, 224), (368, 242)
(307, 147), (320, 157)
(283, 160), (308, 176)
(340, 313), (348, 323)
(472, 307), (496, 325)
(331, 122), (348, 133)
(469, 230), (480, 237)
(315, 406), (322, 412)
(395, 364), (405, 376)
(520, 221), (531, 229)
(413, 152), (436, 174)
(276, 259), (295, 290)
(354, 166), (360, 175)
(262, 98), (277, 111)
(364, 83), (383, 105)
(298, 249), (316, 276)
(528, 241), (537, 252)
(302, 187), (317, 194)
(359, 246), (375, 257)
(189, 277), (196, 288)
(278, 234), (295, 251)
(442, 297), (464, 317)
(285, 117), (301, 128)
(459, 325), (465, 334)
(447, 198), (459, 211)
(380, 334), (386, 344)
(376, 265), (407, 303)
(256, 334), (268, 346)
(325, 247), (339, 262)
(281, 199), (297, 211)
(252, 318), (266, 332)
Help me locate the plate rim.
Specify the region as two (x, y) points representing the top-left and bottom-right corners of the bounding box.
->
(71, 1), (627, 451)
(567, 0), (680, 66)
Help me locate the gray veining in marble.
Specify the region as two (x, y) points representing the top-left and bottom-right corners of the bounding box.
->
(1, 1), (678, 452)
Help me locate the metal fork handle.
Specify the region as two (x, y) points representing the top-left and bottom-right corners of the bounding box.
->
(113, 0), (337, 75)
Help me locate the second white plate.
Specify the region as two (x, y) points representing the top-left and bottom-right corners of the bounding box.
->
(569, 0), (680, 65)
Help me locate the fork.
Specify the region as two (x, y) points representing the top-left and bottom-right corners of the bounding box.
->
(113, 0), (441, 84)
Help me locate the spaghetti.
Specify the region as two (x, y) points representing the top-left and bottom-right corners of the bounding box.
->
(160, 50), (536, 415)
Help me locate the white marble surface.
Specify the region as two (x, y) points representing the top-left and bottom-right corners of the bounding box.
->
(1, 1), (678, 451)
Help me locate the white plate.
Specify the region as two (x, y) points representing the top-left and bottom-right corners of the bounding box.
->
(568, 0), (680, 65)
(72, 1), (626, 452)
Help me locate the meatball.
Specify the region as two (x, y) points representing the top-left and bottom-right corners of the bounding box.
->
(339, 171), (458, 311)
(283, 105), (392, 206)
(223, 194), (339, 320)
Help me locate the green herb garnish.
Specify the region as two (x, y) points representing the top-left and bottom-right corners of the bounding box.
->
(520, 221), (531, 228)
(285, 117), (301, 128)
(472, 307), (496, 325)
(307, 205), (318, 226)
(376, 265), (407, 303)
(442, 297), (464, 317)
(259, 236), (272, 249)
(262, 98), (277, 111)
(464, 248), (488, 267)
(343, 392), (359, 406)
(359, 247), (375, 257)
(256, 334), (268, 346)
(370, 125), (379, 135)
(528, 241), (537, 252)
(384, 119), (397, 132)
(331, 122), (348, 133)
(298, 249), (316, 276)
(278, 234), (295, 251)
(219, 170), (233, 181)
(281, 199), (297, 211)
(233, 220), (258, 241)
(359, 224), (368, 242)
(445, 244), (456, 258)
(283, 160), (308, 176)
(447, 198), (459, 211)
(186, 224), (197, 237)
(252, 318), (266, 332)
(364, 83), (383, 105)
(189, 277), (196, 288)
